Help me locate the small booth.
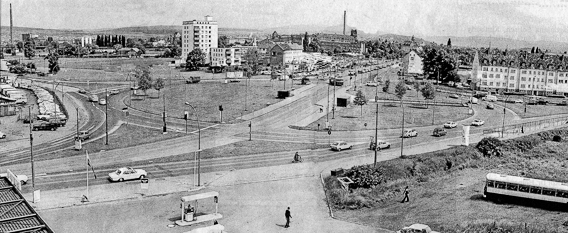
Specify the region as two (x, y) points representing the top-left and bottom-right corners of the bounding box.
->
(175, 191), (222, 227)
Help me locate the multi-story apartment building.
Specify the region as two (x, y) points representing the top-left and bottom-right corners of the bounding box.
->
(182, 15), (218, 64)
(210, 48), (241, 67)
(473, 51), (568, 96)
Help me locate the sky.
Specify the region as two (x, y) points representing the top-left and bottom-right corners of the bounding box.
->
(1, 0), (568, 42)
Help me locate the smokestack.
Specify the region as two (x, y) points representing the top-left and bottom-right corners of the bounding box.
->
(343, 11), (346, 35)
(10, 4), (13, 45)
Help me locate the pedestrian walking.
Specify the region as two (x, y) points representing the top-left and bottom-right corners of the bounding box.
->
(284, 207), (292, 228)
(401, 186), (410, 203)
(320, 108), (323, 113)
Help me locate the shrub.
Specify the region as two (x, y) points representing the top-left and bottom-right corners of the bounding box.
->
(503, 135), (542, 152)
(476, 137), (503, 157)
(553, 135), (562, 142)
(343, 165), (386, 188)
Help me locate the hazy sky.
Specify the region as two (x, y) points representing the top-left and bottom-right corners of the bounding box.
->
(1, 0), (568, 41)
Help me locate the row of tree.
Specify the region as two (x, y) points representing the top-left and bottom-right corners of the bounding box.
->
(95, 35), (127, 47)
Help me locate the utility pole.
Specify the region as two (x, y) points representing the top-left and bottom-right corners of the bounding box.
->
(400, 99), (405, 157)
(374, 95), (379, 167)
(163, 93), (167, 133)
(333, 67), (336, 119)
(28, 106), (35, 203)
(105, 89), (108, 145)
(326, 78), (330, 126)
(249, 121), (252, 141)
(76, 107), (79, 138)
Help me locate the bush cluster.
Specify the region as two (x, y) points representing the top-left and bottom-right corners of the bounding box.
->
(343, 165), (386, 189)
(439, 222), (561, 233)
(476, 137), (503, 157)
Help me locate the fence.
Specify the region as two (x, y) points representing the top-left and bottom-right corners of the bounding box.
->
(482, 116), (568, 136)
(378, 98), (467, 107)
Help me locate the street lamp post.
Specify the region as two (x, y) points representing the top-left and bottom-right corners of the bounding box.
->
(332, 67), (336, 119)
(400, 98), (405, 157)
(185, 102), (201, 186)
(105, 88), (108, 145)
(501, 95), (511, 138)
(374, 95), (379, 167)
(28, 106), (35, 203)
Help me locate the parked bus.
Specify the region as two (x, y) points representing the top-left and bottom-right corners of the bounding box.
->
(484, 173), (568, 204)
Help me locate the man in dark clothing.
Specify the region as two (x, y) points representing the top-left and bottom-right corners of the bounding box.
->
(401, 186), (410, 203)
(284, 207), (292, 228)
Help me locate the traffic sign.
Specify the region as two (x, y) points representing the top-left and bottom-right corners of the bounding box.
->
(328, 129), (332, 135)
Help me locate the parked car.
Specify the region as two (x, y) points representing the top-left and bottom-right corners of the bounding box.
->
(89, 94), (99, 102)
(449, 94), (459, 99)
(109, 89), (120, 95)
(397, 223), (440, 233)
(78, 89), (87, 94)
(469, 97), (479, 104)
(75, 130), (91, 141)
(443, 121), (457, 128)
(0, 173), (28, 185)
(185, 76), (201, 84)
(483, 95), (497, 102)
(48, 118), (66, 127)
(486, 103), (495, 109)
(370, 140), (391, 150)
(514, 99), (523, 104)
(402, 129), (418, 138)
(0, 131), (6, 139)
(433, 127), (447, 137)
(32, 122), (58, 131)
(365, 82), (378, 87)
(99, 98), (107, 105)
(330, 141), (353, 151)
(471, 119), (485, 126)
(260, 71), (271, 75)
(108, 167), (147, 182)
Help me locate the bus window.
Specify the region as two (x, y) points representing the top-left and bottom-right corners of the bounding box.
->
(519, 185), (529, 192)
(487, 180), (494, 187)
(530, 187), (542, 194)
(557, 191), (568, 198)
(506, 183), (518, 191)
(496, 182), (506, 189)
(542, 189), (556, 196)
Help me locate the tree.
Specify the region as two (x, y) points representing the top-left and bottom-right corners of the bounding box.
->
(395, 80), (407, 100)
(243, 48), (261, 75)
(218, 35), (228, 48)
(447, 38), (452, 47)
(353, 90), (368, 116)
(134, 66), (153, 98)
(45, 52), (60, 74)
(154, 77), (165, 98)
(444, 70), (461, 85)
(421, 82), (436, 108)
(383, 79), (391, 92)
(113, 44), (123, 53)
(24, 41), (35, 59)
(186, 48), (205, 71)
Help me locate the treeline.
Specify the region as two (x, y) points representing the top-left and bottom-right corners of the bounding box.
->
(95, 35), (127, 47)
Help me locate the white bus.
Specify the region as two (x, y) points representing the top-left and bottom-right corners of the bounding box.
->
(484, 173), (568, 204)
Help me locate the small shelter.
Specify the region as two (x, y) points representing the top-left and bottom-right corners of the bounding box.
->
(175, 191), (222, 227)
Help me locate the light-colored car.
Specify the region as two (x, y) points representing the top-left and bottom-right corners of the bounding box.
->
(443, 121), (457, 128)
(0, 131), (5, 139)
(449, 94), (459, 99)
(260, 70), (271, 75)
(99, 98), (107, 105)
(402, 129), (418, 138)
(75, 130), (91, 141)
(370, 140), (391, 150)
(330, 141), (353, 151)
(109, 90), (120, 95)
(365, 82), (378, 87)
(514, 99), (523, 104)
(471, 119), (485, 126)
(397, 223), (440, 233)
(0, 173), (28, 185)
(108, 167), (147, 182)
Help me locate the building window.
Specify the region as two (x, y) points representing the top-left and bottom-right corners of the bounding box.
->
(560, 73), (564, 77)
(505, 69), (508, 72)
(522, 70), (527, 74)
(528, 78), (531, 81)
(549, 72), (554, 76)
(502, 83), (506, 87)
(483, 67), (488, 71)
(509, 84), (514, 87)
(529, 71), (532, 74)
(490, 68), (493, 71)
(521, 84), (525, 88)
(482, 74), (487, 78)
(510, 76), (514, 80)
(496, 74), (500, 78)
(512, 69), (516, 73)
(489, 74), (494, 78)
(500, 69), (503, 72)
(548, 79), (553, 83)
(489, 82), (493, 86)
(482, 81), (487, 85)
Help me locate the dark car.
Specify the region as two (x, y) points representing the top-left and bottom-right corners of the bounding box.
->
(433, 128), (447, 137)
(32, 122), (58, 131)
(486, 103), (495, 109)
(75, 130), (91, 141)
(48, 118), (66, 127)
(185, 76), (201, 84)
(78, 89), (88, 94)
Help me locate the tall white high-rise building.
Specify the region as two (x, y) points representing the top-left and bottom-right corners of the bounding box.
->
(182, 15), (218, 64)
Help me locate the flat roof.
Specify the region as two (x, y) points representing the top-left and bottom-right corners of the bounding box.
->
(0, 177), (54, 233)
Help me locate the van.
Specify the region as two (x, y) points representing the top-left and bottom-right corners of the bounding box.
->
(484, 95), (497, 102)
(433, 128), (447, 137)
(89, 94), (99, 102)
(470, 97), (478, 104)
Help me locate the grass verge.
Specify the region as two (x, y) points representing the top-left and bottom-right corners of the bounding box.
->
(324, 128), (568, 232)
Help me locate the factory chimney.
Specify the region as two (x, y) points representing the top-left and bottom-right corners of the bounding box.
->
(343, 11), (346, 35)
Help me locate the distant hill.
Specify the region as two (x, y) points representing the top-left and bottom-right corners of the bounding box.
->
(423, 36), (568, 53)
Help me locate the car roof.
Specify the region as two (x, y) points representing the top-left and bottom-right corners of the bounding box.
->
(333, 141), (345, 143)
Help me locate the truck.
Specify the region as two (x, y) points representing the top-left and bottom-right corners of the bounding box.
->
(329, 78), (344, 86)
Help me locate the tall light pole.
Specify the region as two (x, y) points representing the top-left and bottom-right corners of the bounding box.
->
(501, 95), (510, 138)
(332, 66), (337, 119)
(400, 98), (405, 157)
(374, 95), (379, 167)
(163, 93), (167, 133)
(105, 89), (108, 145)
(29, 106), (35, 203)
(185, 102), (201, 186)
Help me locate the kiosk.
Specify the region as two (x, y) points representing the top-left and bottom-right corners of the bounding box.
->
(175, 191), (222, 226)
